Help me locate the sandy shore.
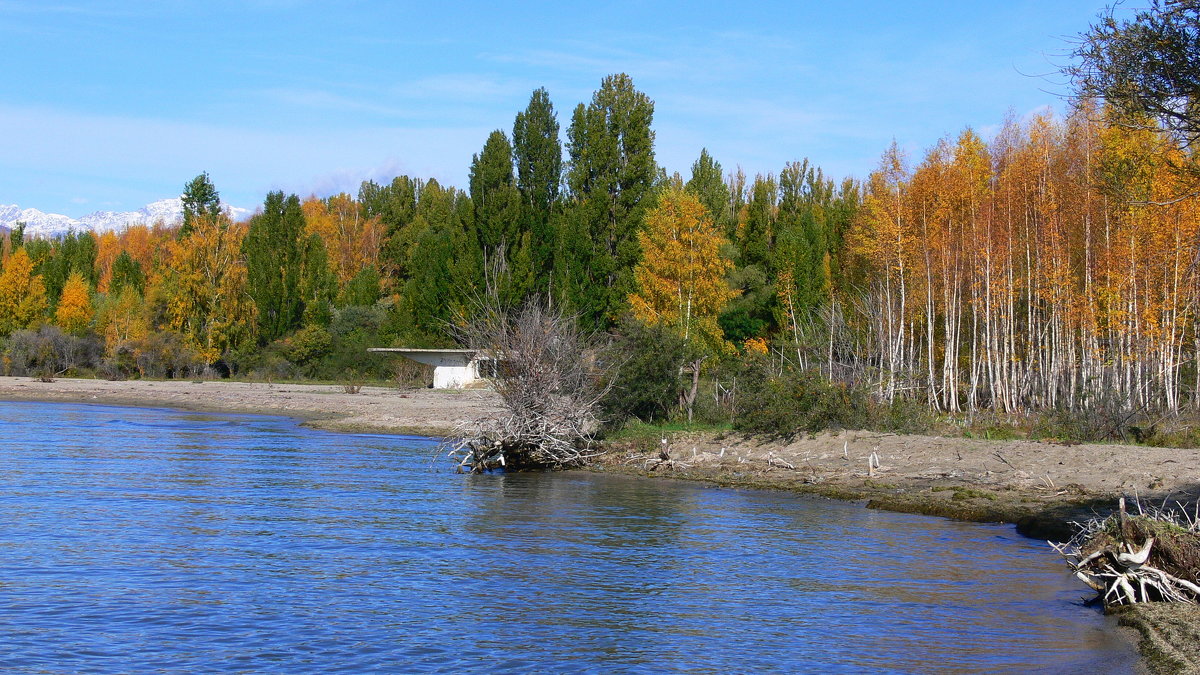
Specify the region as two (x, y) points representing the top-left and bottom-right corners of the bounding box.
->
(595, 428), (1200, 539)
(2, 375), (1196, 672)
(0, 375), (502, 436)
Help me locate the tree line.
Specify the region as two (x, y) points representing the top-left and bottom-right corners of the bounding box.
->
(2, 46), (1199, 436)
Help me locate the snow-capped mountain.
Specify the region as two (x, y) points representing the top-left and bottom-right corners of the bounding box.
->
(0, 199), (250, 239)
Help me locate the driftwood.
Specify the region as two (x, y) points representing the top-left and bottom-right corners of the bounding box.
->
(1052, 497), (1200, 607)
(443, 296), (613, 473)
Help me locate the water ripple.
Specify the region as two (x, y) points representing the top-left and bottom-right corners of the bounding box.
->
(0, 401), (1136, 673)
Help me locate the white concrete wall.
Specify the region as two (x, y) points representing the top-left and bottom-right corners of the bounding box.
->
(433, 364), (477, 389)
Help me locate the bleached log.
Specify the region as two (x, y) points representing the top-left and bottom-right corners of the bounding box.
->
(1116, 538), (1154, 569)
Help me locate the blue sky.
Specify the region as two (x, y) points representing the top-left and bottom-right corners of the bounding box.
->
(1, 1), (1117, 216)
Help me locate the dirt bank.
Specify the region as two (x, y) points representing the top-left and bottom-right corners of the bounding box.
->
(0, 376), (502, 436)
(594, 429), (1200, 542)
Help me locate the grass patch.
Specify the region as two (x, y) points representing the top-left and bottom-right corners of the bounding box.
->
(931, 485), (997, 501)
(603, 419), (733, 443)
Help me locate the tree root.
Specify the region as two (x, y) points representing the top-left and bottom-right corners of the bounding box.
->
(1052, 497), (1200, 608)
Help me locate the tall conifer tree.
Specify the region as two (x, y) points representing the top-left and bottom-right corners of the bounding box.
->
(469, 130), (527, 303)
(686, 149), (732, 236)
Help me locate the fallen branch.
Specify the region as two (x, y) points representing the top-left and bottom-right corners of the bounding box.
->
(1052, 497), (1200, 607)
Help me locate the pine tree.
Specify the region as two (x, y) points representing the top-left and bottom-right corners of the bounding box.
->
(181, 172), (221, 238)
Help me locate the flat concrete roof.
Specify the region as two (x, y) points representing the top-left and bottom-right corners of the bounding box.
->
(367, 348), (477, 354)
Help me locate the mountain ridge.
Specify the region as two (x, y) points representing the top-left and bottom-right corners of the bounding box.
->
(0, 199), (251, 239)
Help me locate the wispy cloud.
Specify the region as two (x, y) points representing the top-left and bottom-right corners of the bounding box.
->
(0, 1), (139, 16)
(298, 158), (415, 199)
(254, 88), (417, 118)
(399, 74), (528, 102)
(0, 103), (488, 211)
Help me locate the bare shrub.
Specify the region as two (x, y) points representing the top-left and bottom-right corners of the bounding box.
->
(6, 326), (102, 379)
(99, 331), (206, 379)
(394, 358), (433, 389)
(444, 297), (613, 472)
(342, 375), (364, 394)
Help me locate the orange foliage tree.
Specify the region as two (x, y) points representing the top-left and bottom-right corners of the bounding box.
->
(162, 214), (257, 364)
(0, 249), (48, 336)
(629, 186), (737, 355)
(55, 271), (93, 334)
(301, 194), (384, 287)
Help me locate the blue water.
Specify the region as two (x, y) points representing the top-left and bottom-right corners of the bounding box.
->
(0, 401), (1135, 673)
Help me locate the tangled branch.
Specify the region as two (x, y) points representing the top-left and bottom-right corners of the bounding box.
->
(1052, 497), (1200, 607)
(443, 297), (613, 473)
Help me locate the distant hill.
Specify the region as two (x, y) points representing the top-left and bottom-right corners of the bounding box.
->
(0, 199), (251, 239)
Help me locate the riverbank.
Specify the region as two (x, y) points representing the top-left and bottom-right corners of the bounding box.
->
(1, 375), (1194, 672)
(0, 375), (501, 437)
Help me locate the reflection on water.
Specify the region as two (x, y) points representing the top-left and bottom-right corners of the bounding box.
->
(0, 401), (1135, 673)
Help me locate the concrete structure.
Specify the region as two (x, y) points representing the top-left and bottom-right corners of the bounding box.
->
(367, 348), (486, 389)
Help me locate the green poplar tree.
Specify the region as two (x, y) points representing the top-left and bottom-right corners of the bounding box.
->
(564, 73), (657, 328)
(38, 231), (98, 303)
(775, 159), (831, 314)
(300, 233), (336, 327)
(109, 250), (146, 297)
(360, 175), (419, 281)
(685, 148), (732, 236)
(469, 130), (528, 303)
(395, 180), (481, 345)
(243, 191), (307, 342)
(337, 266), (381, 307)
(513, 87), (562, 291)
(739, 174), (776, 269)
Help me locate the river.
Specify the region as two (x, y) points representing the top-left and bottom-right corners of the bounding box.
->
(0, 401), (1136, 673)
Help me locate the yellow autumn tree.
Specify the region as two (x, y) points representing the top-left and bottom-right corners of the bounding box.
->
(164, 214), (257, 363)
(55, 271), (94, 335)
(94, 230), (120, 293)
(0, 249), (48, 336)
(302, 194), (383, 286)
(95, 286), (149, 353)
(629, 187), (737, 355)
